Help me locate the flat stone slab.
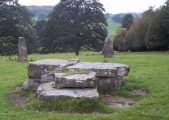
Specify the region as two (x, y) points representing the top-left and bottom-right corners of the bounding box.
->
(54, 72), (96, 89)
(37, 82), (99, 101)
(67, 62), (130, 77)
(28, 59), (79, 79)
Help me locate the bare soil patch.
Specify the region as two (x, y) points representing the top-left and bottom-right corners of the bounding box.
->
(9, 93), (27, 106)
(104, 96), (138, 108)
(131, 89), (148, 95)
(9, 87), (27, 106)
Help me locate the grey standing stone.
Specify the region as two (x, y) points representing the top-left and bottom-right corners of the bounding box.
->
(18, 37), (27, 61)
(102, 35), (114, 58)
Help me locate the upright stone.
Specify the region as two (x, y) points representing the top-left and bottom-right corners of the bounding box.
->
(102, 35), (114, 58)
(18, 37), (27, 61)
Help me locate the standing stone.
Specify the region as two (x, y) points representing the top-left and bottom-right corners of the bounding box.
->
(18, 37), (27, 61)
(102, 35), (114, 58)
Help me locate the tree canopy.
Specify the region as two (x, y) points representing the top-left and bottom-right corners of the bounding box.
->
(41, 0), (107, 55)
(121, 14), (134, 29)
(0, 0), (37, 55)
(113, 1), (169, 51)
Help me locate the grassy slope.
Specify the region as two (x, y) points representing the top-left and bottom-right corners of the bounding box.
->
(107, 19), (121, 35)
(0, 52), (169, 119)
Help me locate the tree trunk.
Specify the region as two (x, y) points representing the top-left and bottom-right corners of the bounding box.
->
(75, 45), (80, 56)
(75, 47), (80, 56)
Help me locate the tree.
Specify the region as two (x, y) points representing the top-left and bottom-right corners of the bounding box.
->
(26, 5), (54, 20)
(113, 28), (127, 51)
(112, 13), (124, 23)
(42, 0), (107, 55)
(145, 7), (169, 50)
(34, 20), (47, 51)
(0, 0), (37, 55)
(121, 13), (134, 29)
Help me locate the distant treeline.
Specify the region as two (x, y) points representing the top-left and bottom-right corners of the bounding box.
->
(104, 12), (140, 23)
(1, 0), (169, 55)
(26, 5), (54, 20)
(27, 5), (141, 23)
(113, 3), (169, 51)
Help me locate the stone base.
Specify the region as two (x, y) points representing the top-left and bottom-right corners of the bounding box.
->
(36, 82), (99, 102)
(22, 79), (40, 91)
(97, 77), (122, 91)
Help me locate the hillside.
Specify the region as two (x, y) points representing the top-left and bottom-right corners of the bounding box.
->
(107, 19), (121, 35)
(26, 6), (120, 35)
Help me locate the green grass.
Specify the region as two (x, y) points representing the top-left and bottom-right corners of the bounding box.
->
(0, 51), (169, 119)
(107, 19), (121, 35)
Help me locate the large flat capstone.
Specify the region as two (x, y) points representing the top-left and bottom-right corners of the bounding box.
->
(37, 82), (99, 101)
(28, 59), (79, 80)
(67, 62), (130, 77)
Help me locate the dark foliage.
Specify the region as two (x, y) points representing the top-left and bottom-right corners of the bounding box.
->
(0, 0), (37, 55)
(26, 5), (54, 20)
(41, 0), (107, 55)
(113, 1), (169, 52)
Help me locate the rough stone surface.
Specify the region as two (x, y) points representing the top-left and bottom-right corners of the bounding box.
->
(37, 82), (99, 101)
(18, 37), (27, 61)
(22, 59), (130, 101)
(102, 35), (114, 58)
(97, 77), (122, 90)
(67, 62), (130, 77)
(41, 72), (55, 82)
(28, 59), (79, 79)
(22, 79), (40, 91)
(54, 72), (96, 89)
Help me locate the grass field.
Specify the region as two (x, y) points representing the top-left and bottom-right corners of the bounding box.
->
(0, 51), (169, 120)
(107, 19), (121, 35)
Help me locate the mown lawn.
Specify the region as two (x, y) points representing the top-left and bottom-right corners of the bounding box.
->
(0, 51), (169, 120)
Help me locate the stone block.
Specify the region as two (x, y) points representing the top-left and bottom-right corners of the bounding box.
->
(41, 72), (55, 82)
(22, 79), (40, 91)
(53, 72), (96, 89)
(97, 77), (122, 91)
(28, 59), (79, 79)
(36, 82), (99, 102)
(67, 62), (130, 77)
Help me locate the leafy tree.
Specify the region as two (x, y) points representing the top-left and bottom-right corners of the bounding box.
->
(121, 13), (134, 29)
(42, 0), (107, 55)
(112, 14), (124, 23)
(125, 25), (135, 50)
(34, 20), (47, 51)
(145, 7), (168, 50)
(113, 28), (127, 51)
(0, 0), (37, 55)
(113, 1), (169, 52)
(104, 13), (112, 19)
